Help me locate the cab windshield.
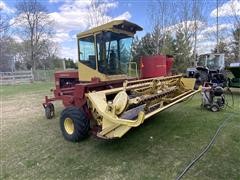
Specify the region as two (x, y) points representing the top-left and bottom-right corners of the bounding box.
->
(96, 32), (133, 75)
(206, 55), (221, 69)
(197, 54), (222, 70)
(79, 31), (133, 75)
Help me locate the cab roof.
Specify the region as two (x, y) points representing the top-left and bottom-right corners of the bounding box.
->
(77, 20), (143, 38)
(227, 63), (240, 78)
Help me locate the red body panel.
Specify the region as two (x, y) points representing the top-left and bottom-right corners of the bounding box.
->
(166, 57), (173, 76)
(140, 55), (173, 78)
(43, 70), (132, 110)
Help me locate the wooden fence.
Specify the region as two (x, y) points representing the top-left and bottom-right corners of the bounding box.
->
(0, 70), (34, 85)
(33, 70), (55, 82)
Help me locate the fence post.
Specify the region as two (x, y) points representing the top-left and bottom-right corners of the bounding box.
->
(31, 68), (34, 82)
(12, 71), (15, 85)
(45, 70), (47, 81)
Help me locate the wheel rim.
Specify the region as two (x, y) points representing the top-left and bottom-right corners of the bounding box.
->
(64, 118), (74, 135)
(212, 106), (218, 112)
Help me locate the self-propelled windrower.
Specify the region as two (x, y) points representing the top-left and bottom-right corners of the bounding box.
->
(43, 20), (199, 142)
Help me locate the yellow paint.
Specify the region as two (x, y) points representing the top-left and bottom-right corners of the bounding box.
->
(98, 124), (132, 139)
(86, 92), (145, 127)
(78, 62), (131, 81)
(86, 75), (199, 139)
(78, 62), (106, 81)
(77, 20), (142, 38)
(112, 91), (128, 115)
(181, 78), (196, 90)
(144, 90), (200, 119)
(64, 118), (74, 135)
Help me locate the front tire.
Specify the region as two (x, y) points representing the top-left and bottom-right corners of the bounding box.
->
(60, 107), (90, 142)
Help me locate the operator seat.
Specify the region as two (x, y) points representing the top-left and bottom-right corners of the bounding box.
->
(109, 49), (117, 72)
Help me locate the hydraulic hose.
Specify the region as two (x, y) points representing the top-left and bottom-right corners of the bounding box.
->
(176, 115), (233, 180)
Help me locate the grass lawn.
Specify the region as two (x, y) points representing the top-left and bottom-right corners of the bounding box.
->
(1, 82), (240, 179)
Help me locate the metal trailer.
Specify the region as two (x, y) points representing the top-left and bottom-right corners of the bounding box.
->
(43, 20), (199, 142)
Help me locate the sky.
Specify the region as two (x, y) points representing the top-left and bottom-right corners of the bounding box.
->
(1, 0), (240, 61)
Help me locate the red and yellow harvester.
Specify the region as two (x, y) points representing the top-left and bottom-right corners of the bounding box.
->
(43, 20), (199, 142)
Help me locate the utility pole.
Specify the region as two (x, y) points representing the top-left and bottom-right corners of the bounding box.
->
(238, 28), (240, 60)
(193, 0), (197, 66)
(216, 0), (219, 53)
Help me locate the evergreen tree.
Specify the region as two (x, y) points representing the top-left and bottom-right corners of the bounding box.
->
(174, 28), (192, 73)
(212, 39), (231, 65)
(140, 33), (155, 55)
(131, 36), (140, 62)
(132, 33), (155, 63)
(231, 28), (240, 62)
(161, 33), (175, 56)
(65, 58), (77, 69)
(151, 25), (162, 54)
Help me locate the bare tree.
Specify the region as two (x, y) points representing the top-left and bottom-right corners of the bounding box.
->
(148, 1), (178, 54)
(0, 11), (9, 33)
(230, 0), (240, 60)
(87, 0), (113, 28)
(15, 0), (54, 72)
(192, 0), (207, 63)
(176, 1), (196, 44)
(176, 0), (208, 64)
(212, 0), (240, 61)
(38, 40), (59, 69)
(0, 9), (15, 71)
(148, 0), (206, 58)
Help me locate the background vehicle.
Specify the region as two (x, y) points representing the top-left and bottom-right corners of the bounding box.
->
(187, 53), (226, 87)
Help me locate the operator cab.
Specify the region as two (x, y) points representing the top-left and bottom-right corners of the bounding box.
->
(77, 20), (142, 81)
(197, 53), (225, 71)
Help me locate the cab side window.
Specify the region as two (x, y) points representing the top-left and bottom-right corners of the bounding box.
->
(79, 36), (96, 69)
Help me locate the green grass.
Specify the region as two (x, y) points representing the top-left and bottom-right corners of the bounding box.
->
(1, 82), (54, 97)
(1, 82), (240, 179)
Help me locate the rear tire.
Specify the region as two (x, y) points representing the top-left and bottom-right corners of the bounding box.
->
(60, 107), (90, 142)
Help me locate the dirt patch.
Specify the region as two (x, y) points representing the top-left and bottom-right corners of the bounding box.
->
(3, 94), (41, 119)
(2, 92), (62, 139)
(3, 93), (43, 128)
